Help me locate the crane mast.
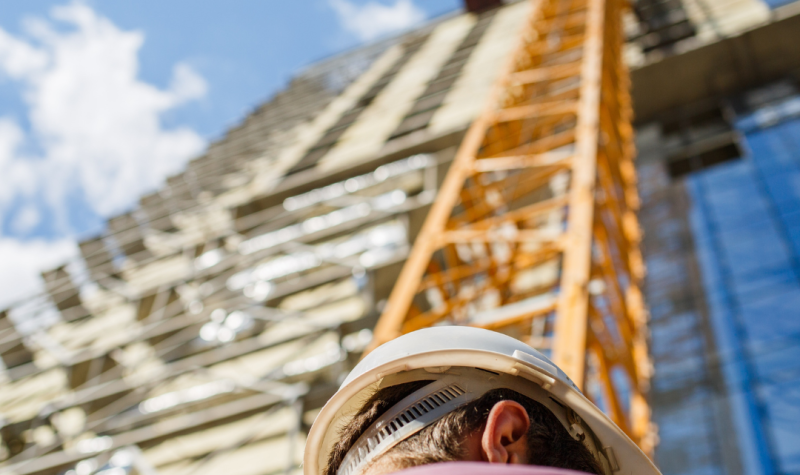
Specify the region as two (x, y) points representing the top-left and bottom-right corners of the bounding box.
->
(370, 0), (655, 454)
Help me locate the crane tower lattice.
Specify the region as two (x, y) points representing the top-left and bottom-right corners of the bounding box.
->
(370, 0), (655, 454)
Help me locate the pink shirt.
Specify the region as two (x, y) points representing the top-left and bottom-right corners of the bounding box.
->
(395, 462), (591, 475)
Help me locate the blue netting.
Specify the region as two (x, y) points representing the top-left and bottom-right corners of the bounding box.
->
(686, 98), (800, 475)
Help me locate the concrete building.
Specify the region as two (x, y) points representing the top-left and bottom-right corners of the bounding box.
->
(1, 1), (799, 475)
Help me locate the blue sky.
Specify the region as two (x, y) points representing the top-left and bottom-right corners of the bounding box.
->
(0, 1), (461, 139)
(0, 0), (461, 311)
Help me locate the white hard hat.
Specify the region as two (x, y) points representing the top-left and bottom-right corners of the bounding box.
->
(304, 327), (660, 475)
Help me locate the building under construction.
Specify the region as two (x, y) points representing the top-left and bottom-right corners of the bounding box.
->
(2, 0), (800, 474)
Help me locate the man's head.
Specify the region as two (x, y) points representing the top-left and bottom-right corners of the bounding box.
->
(303, 327), (661, 475)
(324, 381), (603, 475)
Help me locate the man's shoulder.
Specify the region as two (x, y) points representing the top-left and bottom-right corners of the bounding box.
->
(395, 462), (590, 475)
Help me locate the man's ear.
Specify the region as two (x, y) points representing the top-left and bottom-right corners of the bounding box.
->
(481, 400), (531, 464)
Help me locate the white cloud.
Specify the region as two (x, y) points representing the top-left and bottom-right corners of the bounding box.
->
(329, 0), (426, 42)
(0, 29), (48, 78)
(0, 1), (207, 225)
(10, 205), (41, 235)
(0, 2), (208, 316)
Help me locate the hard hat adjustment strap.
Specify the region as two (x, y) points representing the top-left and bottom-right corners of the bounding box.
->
(337, 378), (472, 475)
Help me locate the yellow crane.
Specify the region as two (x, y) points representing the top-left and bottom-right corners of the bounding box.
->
(368, 0), (655, 455)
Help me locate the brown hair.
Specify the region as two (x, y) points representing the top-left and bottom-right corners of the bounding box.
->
(323, 381), (603, 475)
